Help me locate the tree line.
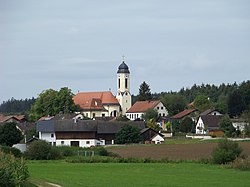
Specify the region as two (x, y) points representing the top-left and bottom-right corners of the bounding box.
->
(0, 97), (36, 115)
(135, 80), (250, 118)
(0, 80), (250, 120)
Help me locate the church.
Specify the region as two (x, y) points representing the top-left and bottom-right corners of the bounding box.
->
(73, 60), (132, 119)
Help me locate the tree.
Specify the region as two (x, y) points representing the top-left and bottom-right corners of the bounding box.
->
(0, 122), (23, 146)
(212, 139), (242, 164)
(194, 95), (213, 112)
(219, 115), (235, 137)
(143, 108), (158, 122)
(29, 87), (79, 121)
(179, 117), (194, 133)
(146, 118), (161, 132)
(137, 81), (152, 101)
(115, 125), (142, 144)
(228, 89), (246, 118)
(116, 115), (129, 121)
(160, 93), (186, 116)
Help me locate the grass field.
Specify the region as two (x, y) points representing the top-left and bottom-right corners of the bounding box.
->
(28, 161), (250, 187)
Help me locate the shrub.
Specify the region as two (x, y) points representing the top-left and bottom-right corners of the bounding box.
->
(212, 139), (242, 164)
(229, 157), (250, 171)
(25, 140), (61, 160)
(92, 147), (108, 156)
(0, 151), (29, 187)
(0, 146), (22, 157)
(48, 147), (62, 160)
(25, 140), (52, 160)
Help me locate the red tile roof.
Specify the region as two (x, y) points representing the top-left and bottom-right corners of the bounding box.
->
(126, 100), (160, 113)
(0, 115), (20, 123)
(73, 91), (119, 110)
(171, 109), (197, 119)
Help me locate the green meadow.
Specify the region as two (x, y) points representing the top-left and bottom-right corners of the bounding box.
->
(28, 161), (250, 187)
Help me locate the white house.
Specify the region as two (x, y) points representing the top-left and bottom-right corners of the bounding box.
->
(151, 134), (165, 144)
(231, 118), (249, 132)
(126, 100), (168, 120)
(196, 115), (222, 134)
(37, 119), (145, 147)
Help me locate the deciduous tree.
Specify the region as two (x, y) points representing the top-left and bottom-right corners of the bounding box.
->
(29, 87), (79, 121)
(0, 122), (23, 146)
(115, 125), (142, 144)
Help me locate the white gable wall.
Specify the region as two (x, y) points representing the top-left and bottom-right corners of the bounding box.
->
(154, 102), (168, 117)
(151, 135), (164, 144)
(196, 117), (206, 134)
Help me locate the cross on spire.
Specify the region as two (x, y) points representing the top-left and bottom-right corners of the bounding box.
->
(122, 55), (125, 61)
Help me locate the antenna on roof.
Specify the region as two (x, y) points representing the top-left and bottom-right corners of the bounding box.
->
(122, 55), (125, 62)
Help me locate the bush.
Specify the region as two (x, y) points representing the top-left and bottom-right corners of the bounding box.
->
(25, 140), (61, 160)
(0, 151), (29, 187)
(25, 140), (51, 160)
(212, 139), (242, 164)
(0, 146), (22, 157)
(229, 157), (250, 171)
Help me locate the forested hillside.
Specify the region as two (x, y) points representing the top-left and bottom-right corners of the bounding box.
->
(0, 97), (36, 114)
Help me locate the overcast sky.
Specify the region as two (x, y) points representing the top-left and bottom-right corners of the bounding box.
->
(1, 0), (249, 103)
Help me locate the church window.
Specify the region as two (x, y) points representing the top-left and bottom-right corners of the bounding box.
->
(125, 78), (128, 89)
(118, 78), (120, 89)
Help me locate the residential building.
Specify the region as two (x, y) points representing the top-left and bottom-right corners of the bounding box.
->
(171, 109), (198, 122)
(37, 119), (145, 147)
(126, 100), (168, 120)
(196, 115), (223, 134)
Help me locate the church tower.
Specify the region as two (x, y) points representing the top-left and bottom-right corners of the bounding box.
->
(116, 60), (132, 115)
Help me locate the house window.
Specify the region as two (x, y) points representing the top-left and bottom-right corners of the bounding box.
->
(93, 113), (96, 118)
(51, 134), (54, 138)
(161, 107), (163, 110)
(159, 113), (161, 116)
(125, 78), (128, 89)
(102, 113), (105, 117)
(86, 141), (90, 144)
(157, 107), (159, 110)
(61, 141), (64, 145)
(163, 113), (165, 117)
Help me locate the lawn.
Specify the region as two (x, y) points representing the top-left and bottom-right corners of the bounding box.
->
(28, 161), (250, 187)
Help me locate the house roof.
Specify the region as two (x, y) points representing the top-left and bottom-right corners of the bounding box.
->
(36, 120), (55, 132)
(200, 115), (222, 129)
(38, 116), (55, 121)
(126, 100), (161, 113)
(0, 114), (20, 123)
(200, 109), (217, 116)
(140, 128), (164, 137)
(37, 119), (146, 134)
(171, 109), (197, 119)
(73, 91), (119, 110)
